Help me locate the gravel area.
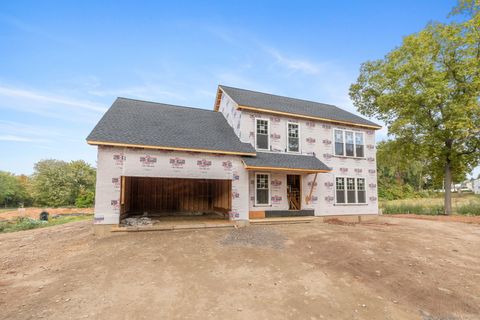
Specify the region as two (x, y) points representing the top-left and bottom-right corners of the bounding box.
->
(220, 225), (286, 249)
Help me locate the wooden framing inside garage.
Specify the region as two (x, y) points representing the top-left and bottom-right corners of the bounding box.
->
(120, 177), (232, 220)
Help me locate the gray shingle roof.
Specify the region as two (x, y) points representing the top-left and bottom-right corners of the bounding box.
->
(219, 85), (380, 128)
(242, 152), (331, 172)
(87, 97), (256, 155)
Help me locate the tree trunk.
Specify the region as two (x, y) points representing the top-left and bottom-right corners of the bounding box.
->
(444, 161), (453, 215)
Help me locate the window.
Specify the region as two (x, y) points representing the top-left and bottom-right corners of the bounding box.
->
(345, 132), (354, 156)
(287, 122), (299, 152)
(256, 119), (269, 150)
(255, 173), (270, 205)
(336, 177), (345, 204)
(357, 178), (366, 203)
(347, 178), (356, 203)
(335, 177), (367, 204)
(355, 133), (364, 158)
(334, 130), (344, 156)
(334, 129), (365, 158)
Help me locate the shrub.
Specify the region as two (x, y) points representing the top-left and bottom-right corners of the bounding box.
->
(75, 190), (95, 208)
(457, 202), (480, 216)
(14, 216), (45, 231)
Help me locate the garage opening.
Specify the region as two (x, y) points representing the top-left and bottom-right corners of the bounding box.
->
(120, 177), (232, 222)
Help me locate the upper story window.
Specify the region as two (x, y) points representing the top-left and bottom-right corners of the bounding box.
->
(334, 129), (365, 158)
(287, 122), (299, 152)
(335, 177), (366, 204)
(255, 119), (270, 150)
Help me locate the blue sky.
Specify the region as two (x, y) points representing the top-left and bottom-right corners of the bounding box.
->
(1, 0), (477, 177)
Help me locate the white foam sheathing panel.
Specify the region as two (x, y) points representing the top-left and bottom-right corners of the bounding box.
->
(93, 146), (249, 224)
(240, 111), (378, 215)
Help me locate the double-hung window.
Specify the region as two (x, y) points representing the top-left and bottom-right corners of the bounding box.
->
(256, 119), (270, 150)
(334, 129), (365, 158)
(255, 173), (270, 206)
(335, 177), (366, 204)
(287, 122), (299, 152)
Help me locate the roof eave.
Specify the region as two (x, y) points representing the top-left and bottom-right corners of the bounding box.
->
(242, 163), (332, 174)
(86, 140), (256, 156)
(236, 104), (382, 130)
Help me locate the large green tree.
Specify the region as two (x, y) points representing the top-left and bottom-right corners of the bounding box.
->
(32, 159), (96, 207)
(0, 171), (31, 207)
(350, 2), (480, 214)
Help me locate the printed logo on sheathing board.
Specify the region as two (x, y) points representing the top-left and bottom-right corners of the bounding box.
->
(368, 169), (376, 174)
(197, 159), (212, 170)
(369, 196), (378, 202)
(369, 183), (377, 189)
(94, 216), (104, 224)
(306, 137), (316, 145)
(367, 130), (374, 135)
(111, 200), (120, 212)
(270, 116), (281, 124)
(270, 133), (281, 141)
(323, 153), (333, 159)
(113, 154), (125, 166)
(322, 139), (332, 145)
(367, 157), (375, 162)
(222, 160), (233, 171)
(232, 172), (240, 181)
(323, 181), (333, 188)
(367, 144), (375, 150)
(170, 157), (185, 168)
(232, 191), (240, 199)
(307, 180), (318, 188)
(340, 167), (349, 173)
(112, 177), (120, 189)
(306, 121), (316, 129)
(322, 124), (332, 130)
(354, 168), (363, 174)
(229, 210), (240, 219)
(324, 195), (334, 203)
(140, 155), (157, 167)
(271, 195), (282, 203)
(310, 195), (318, 204)
(271, 179), (282, 187)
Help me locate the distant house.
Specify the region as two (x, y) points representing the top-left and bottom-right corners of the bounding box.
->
(87, 85), (381, 226)
(473, 179), (480, 195)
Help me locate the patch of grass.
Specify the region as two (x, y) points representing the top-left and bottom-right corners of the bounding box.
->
(383, 204), (445, 215)
(0, 215), (93, 233)
(0, 208), (17, 214)
(381, 194), (480, 215)
(457, 202), (480, 216)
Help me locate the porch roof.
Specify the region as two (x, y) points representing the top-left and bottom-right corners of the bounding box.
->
(242, 152), (331, 173)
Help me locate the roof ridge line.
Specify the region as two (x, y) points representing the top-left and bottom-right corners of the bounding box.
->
(116, 97), (216, 113)
(219, 84), (338, 108)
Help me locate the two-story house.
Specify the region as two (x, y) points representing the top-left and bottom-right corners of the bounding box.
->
(87, 85), (381, 227)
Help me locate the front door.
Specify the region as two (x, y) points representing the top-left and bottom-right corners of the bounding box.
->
(287, 175), (301, 210)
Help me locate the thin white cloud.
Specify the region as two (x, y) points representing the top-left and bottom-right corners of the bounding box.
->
(0, 85), (106, 112)
(264, 47), (324, 75)
(0, 134), (49, 143)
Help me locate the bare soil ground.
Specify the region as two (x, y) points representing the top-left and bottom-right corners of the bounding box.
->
(0, 216), (479, 320)
(388, 214), (480, 224)
(0, 207), (94, 221)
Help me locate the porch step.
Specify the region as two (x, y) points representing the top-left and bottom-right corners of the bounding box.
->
(250, 216), (315, 225)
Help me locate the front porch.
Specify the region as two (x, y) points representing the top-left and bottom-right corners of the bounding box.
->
(241, 152), (331, 220)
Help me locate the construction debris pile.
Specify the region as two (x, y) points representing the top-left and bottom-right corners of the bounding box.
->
(122, 217), (153, 227)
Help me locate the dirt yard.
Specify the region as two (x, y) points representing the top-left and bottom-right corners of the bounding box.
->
(0, 217), (479, 320)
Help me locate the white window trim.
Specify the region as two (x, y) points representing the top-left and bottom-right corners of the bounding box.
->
(255, 118), (270, 151)
(334, 176), (368, 205)
(332, 129), (365, 159)
(254, 172), (271, 206)
(286, 121), (301, 153)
